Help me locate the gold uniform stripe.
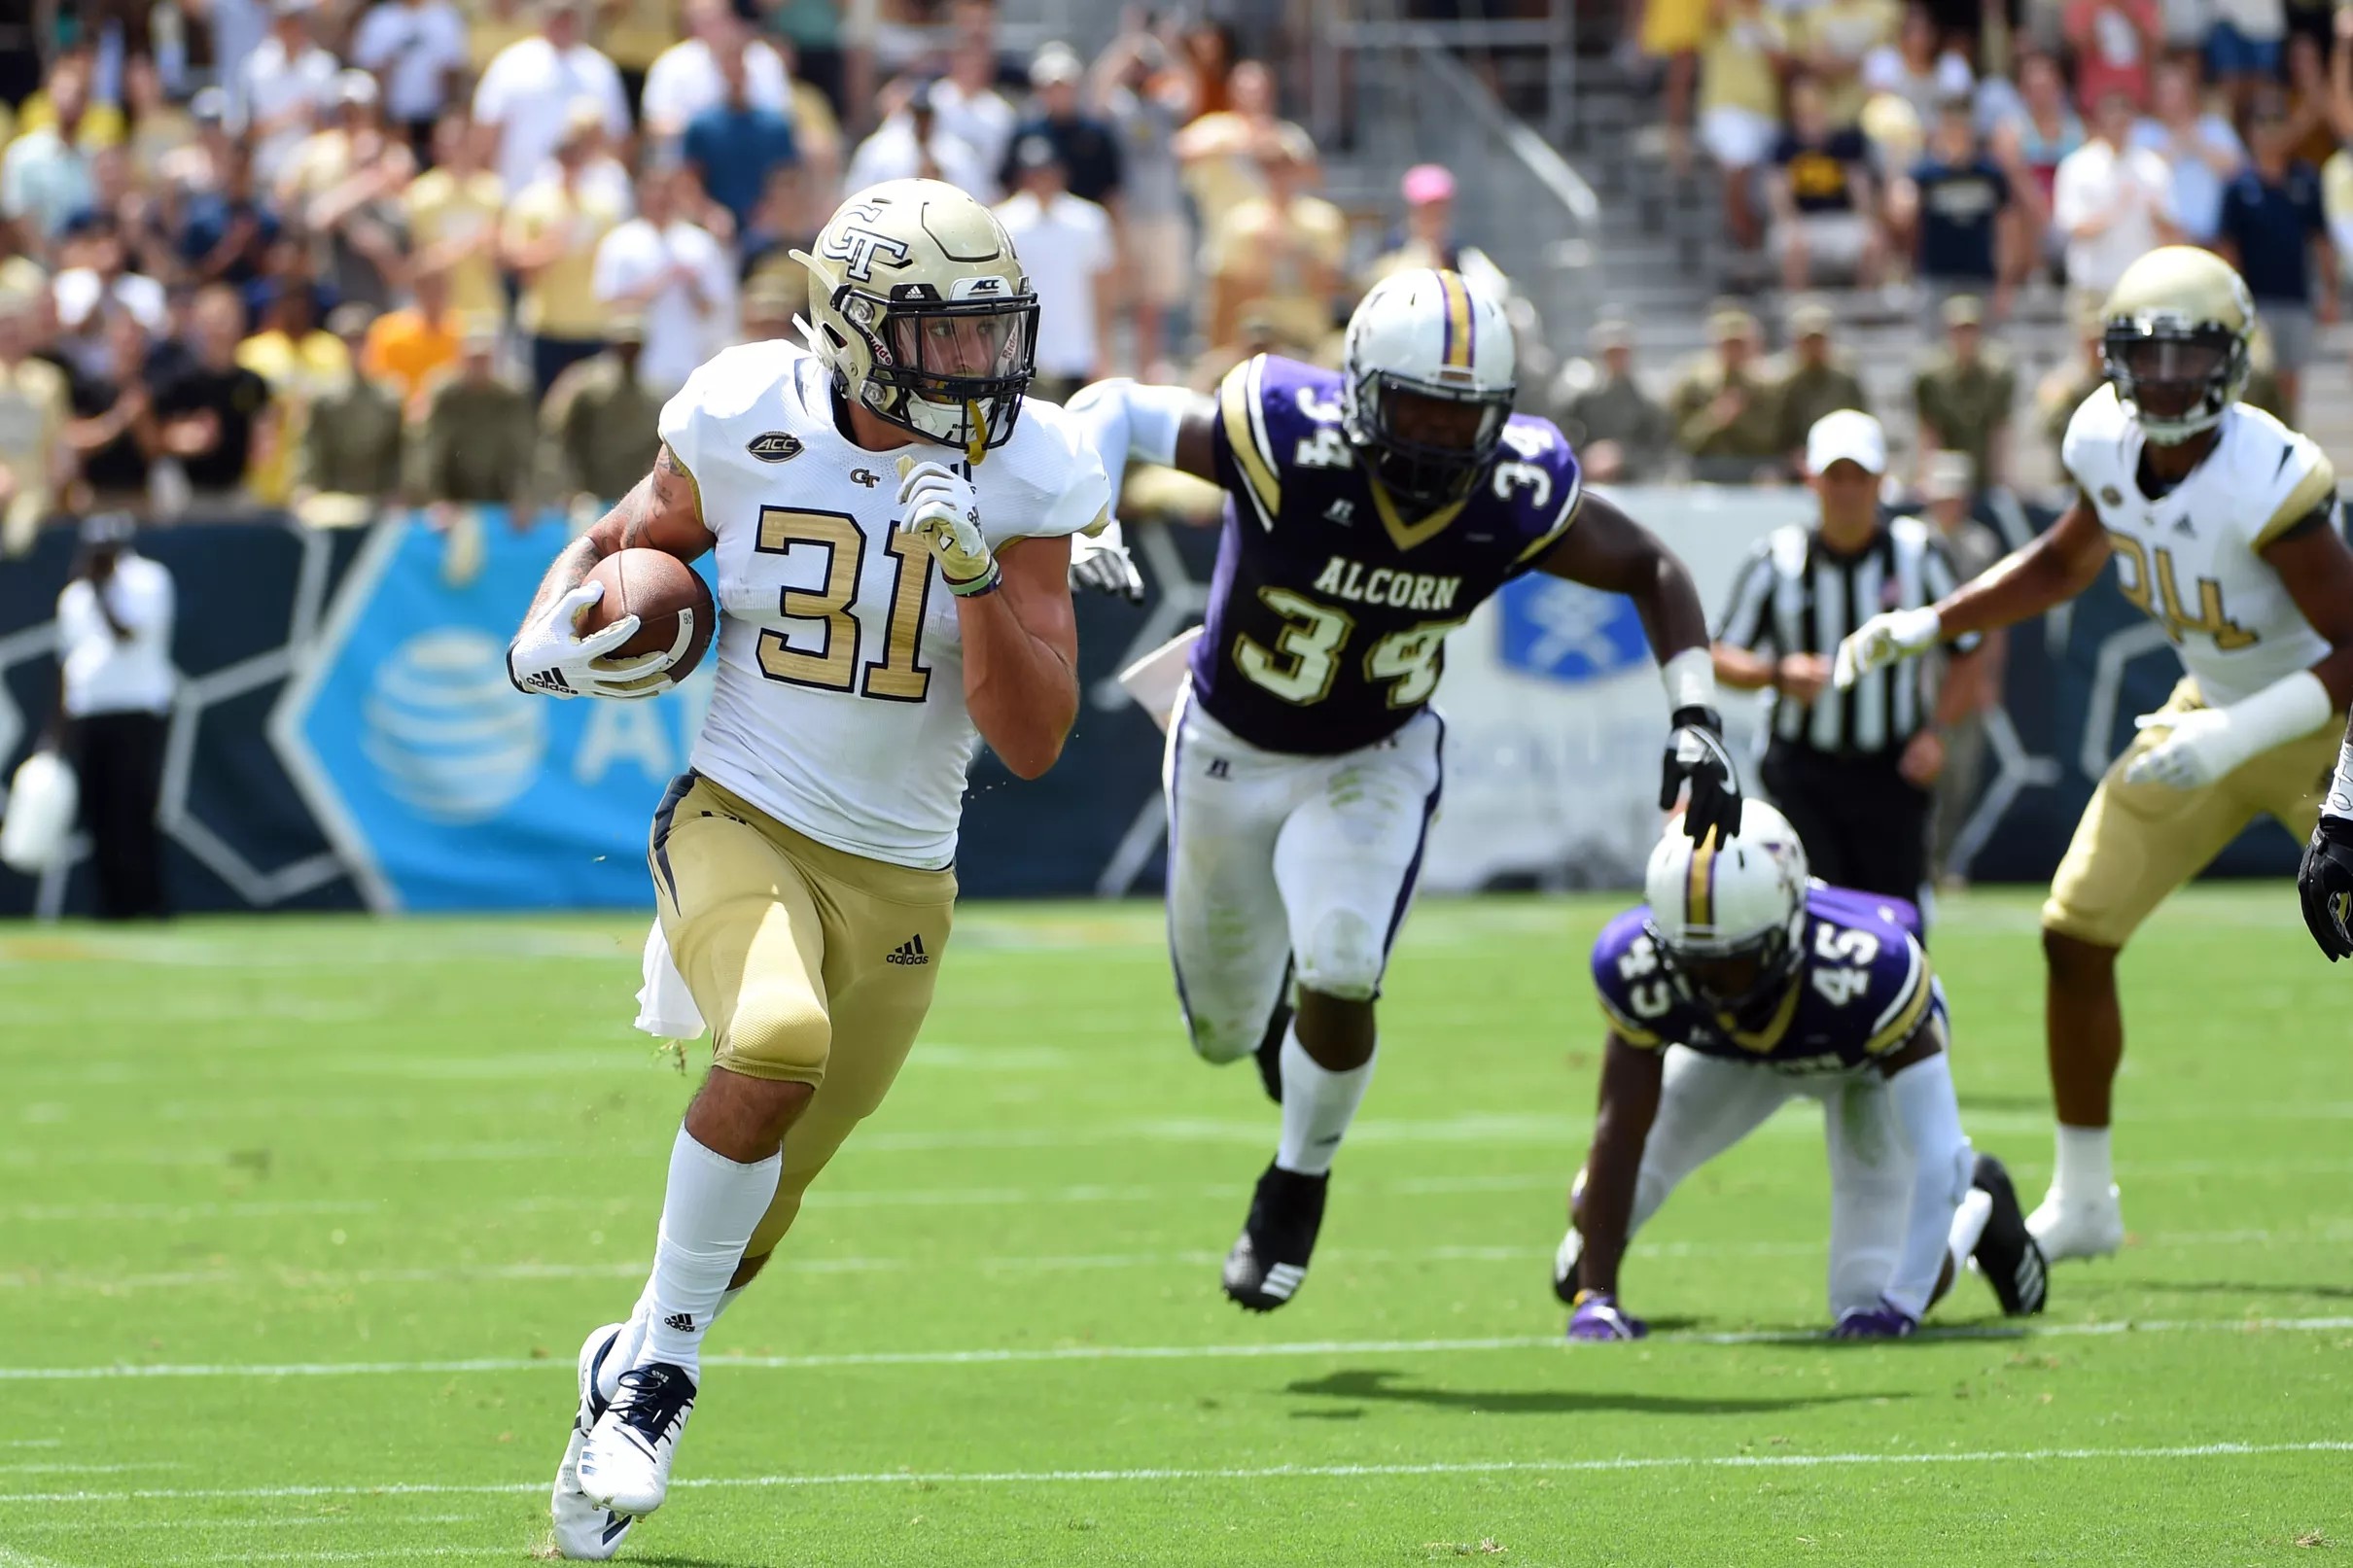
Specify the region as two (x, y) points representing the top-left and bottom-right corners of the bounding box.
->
(1371, 481), (1465, 552)
(662, 440), (705, 527)
(1218, 356), (1282, 523)
(1512, 480), (1586, 567)
(1684, 833), (1717, 928)
(1597, 995), (1664, 1049)
(1864, 958), (1937, 1056)
(1438, 269), (1474, 369)
(2252, 451), (2338, 552)
(1723, 978), (1804, 1055)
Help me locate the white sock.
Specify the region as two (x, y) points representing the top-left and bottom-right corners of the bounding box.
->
(1275, 1027), (1376, 1177)
(631, 1129), (781, 1379)
(2053, 1124), (2113, 1198)
(600, 1282), (750, 1404)
(1948, 1188), (1993, 1279)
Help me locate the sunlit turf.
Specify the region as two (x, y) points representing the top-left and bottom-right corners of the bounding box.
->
(1, 886), (2347, 1566)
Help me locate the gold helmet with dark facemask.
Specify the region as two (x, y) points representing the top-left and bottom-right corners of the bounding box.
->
(791, 180), (1039, 464)
(2100, 246), (2256, 445)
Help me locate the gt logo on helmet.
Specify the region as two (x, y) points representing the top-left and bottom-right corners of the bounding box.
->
(819, 217), (913, 282)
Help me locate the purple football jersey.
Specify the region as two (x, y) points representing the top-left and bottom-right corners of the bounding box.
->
(1188, 354), (1584, 755)
(1591, 885), (1941, 1072)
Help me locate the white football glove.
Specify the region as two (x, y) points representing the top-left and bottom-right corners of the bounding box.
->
(1834, 605), (1944, 690)
(2125, 705), (2241, 789)
(507, 580), (677, 700)
(1069, 518), (1144, 603)
(898, 458), (997, 595)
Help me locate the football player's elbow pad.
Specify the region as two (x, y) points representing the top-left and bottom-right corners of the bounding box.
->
(1883, 1048), (1973, 1319)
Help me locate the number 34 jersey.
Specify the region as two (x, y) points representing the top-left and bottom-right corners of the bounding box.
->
(1190, 353), (1585, 755)
(1591, 885), (1941, 1072)
(660, 341), (1110, 870)
(2062, 385), (2335, 707)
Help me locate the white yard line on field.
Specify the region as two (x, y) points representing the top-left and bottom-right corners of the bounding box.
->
(2, 1313), (2350, 1387)
(3, 1439), (2350, 1515)
(4, 1517), (477, 1537)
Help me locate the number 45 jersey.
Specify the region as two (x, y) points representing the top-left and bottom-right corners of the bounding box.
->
(1592, 885), (1942, 1072)
(661, 340), (1110, 870)
(1189, 353), (1585, 754)
(2062, 385), (2335, 706)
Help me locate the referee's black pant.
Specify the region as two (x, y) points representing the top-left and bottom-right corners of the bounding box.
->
(1759, 742), (1932, 907)
(73, 711), (169, 921)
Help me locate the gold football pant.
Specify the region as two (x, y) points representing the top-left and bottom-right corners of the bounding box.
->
(2042, 678), (2340, 948)
(650, 772), (956, 1261)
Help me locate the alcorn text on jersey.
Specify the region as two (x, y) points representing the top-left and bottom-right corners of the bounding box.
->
(662, 341), (1110, 869)
(1189, 353), (1584, 755)
(2062, 385), (2335, 706)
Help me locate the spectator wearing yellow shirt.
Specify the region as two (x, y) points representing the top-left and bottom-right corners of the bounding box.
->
(237, 261), (352, 502)
(1206, 125), (1345, 360)
(404, 111), (506, 324)
(1699, 0), (1790, 251)
(465, 0), (537, 78)
(1788, 0), (1899, 128)
(1174, 59), (1309, 251)
(500, 106), (626, 399)
(0, 290), (71, 553)
(363, 265), (466, 413)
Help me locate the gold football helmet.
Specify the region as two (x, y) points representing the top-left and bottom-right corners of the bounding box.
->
(791, 180), (1038, 461)
(2100, 246), (2256, 444)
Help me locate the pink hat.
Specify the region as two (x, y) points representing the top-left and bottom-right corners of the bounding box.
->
(1401, 163), (1455, 204)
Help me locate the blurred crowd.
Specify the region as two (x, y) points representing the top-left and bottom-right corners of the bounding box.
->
(1571, 0), (2353, 490)
(0, 0), (1473, 548)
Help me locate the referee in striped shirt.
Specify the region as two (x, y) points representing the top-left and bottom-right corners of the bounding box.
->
(1713, 410), (1984, 902)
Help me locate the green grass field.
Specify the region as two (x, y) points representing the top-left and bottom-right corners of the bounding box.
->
(2, 888), (2349, 1567)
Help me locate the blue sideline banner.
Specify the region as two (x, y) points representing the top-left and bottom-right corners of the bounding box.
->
(275, 511), (716, 911)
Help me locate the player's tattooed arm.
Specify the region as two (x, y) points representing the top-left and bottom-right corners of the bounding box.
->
(1533, 491), (1710, 664)
(1573, 1032), (1665, 1301)
(2262, 508), (2353, 710)
(1928, 490), (2113, 638)
(515, 446), (718, 635)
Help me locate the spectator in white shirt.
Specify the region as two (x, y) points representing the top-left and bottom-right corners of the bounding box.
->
(846, 79), (995, 202)
(350, 0), (472, 156)
(931, 34), (1017, 179)
(238, 0), (340, 187)
(993, 136), (1114, 402)
(2053, 88), (2181, 312)
(592, 164), (735, 394)
(55, 514), (176, 920)
(472, 0), (631, 198)
(641, 0), (793, 142)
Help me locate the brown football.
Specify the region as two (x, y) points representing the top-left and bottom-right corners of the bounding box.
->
(581, 548), (716, 683)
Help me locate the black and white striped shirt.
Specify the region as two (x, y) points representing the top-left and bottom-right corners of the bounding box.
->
(1717, 516), (1975, 757)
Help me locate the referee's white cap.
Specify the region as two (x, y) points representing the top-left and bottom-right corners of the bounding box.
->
(1805, 408), (1887, 477)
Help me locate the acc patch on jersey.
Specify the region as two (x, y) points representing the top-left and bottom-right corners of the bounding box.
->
(747, 431), (804, 463)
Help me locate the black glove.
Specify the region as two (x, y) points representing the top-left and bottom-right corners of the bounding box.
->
(1662, 705), (1741, 848)
(2297, 814), (2353, 961)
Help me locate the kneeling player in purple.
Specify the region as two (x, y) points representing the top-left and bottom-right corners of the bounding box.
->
(1553, 802), (2049, 1341)
(1069, 268), (1741, 1312)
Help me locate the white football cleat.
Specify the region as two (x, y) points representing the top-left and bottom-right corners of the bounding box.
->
(579, 1361), (697, 1518)
(551, 1323), (634, 1560)
(2025, 1184), (2125, 1262)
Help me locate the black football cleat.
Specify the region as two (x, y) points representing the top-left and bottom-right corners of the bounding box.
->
(1972, 1153), (2049, 1316)
(1222, 1162), (1327, 1311)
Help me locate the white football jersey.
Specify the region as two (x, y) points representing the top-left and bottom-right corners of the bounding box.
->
(2062, 385), (2336, 707)
(660, 342), (1110, 869)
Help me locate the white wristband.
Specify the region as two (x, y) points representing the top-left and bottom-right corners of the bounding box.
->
(2223, 669), (2335, 759)
(1661, 646), (1717, 713)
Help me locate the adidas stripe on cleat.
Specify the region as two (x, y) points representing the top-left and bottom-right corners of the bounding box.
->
(1972, 1154), (2050, 1316)
(551, 1323), (634, 1560)
(1221, 1162), (1329, 1313)
(886, 934), (931, 966)
(579, 1361), (697, 1519)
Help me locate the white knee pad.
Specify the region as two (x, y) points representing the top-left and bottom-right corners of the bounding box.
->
(1291, 905), (1387, 1002)
(1183, 1008), (1261, 1065)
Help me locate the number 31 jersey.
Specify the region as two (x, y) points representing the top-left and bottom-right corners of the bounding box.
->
(2062, 386), (2335, 706)
(1189, 353), (1585, 755)
(661, 341), (1110, 870)
(1591, 885), (1939, 1072)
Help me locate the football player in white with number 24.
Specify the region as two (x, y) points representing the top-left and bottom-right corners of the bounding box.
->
(1840, 247), (2353, 1262)
(505, 180), (1110, 1559)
